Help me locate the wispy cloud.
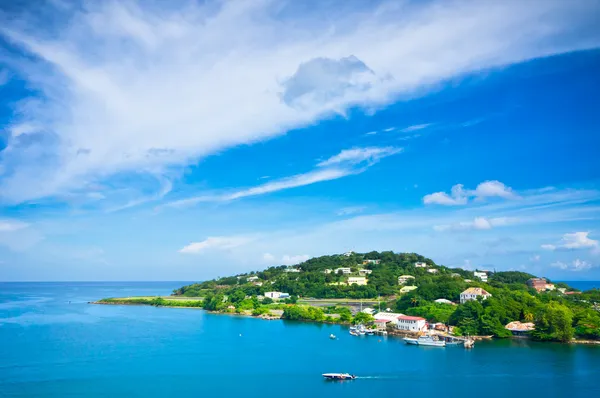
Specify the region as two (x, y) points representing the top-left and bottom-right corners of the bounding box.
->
(424, 180), (517, 206)
(541, 231), (598, 252)
(165, 146), (401, 208)
(0, 219), (29, 232)
(399, 123), (432, 133)
(434, 216), (517, 232)
(179, 236), (256, 254)
(263, 253), (310, 265)
(550, 258), (595, 272)
(0, 0), (598, 204)
(336, 206), (367, 216)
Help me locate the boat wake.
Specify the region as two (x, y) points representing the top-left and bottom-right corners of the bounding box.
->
(356, 375), (401, 380)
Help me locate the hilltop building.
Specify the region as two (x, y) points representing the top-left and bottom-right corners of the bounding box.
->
(460, 287), (492, 304)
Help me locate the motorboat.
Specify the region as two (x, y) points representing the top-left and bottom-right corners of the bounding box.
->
(349, 329), (359, 336)
(329, 334), (336, 339)
(403, 334), (446, 347)
(323, 373), (357, 380)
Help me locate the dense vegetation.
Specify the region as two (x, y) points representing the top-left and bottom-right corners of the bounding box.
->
(164, 252), (599, 342)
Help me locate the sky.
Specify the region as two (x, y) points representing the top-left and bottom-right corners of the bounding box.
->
(0, 0), (600, 281)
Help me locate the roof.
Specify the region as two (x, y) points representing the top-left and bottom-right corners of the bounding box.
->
(374, 319), (390, 323)
(461, 287), (491, 296)
(374, 312), (404, 320)
(434, 298), (454, 304)
(397, 315), (426, 321)
(398, 275), (415, 278)
(505, 321), (535, 331)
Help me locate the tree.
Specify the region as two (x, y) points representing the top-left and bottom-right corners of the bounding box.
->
(353, 312), (374, 325)
(532, 302), (574, 342)
(229, 289), (246, 304)
(458, 317), (479, 336)
(262, 297), (274, 305)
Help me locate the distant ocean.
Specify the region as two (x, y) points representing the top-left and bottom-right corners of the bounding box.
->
(559, 281), (600, 291)
(1, 282), (599, 397)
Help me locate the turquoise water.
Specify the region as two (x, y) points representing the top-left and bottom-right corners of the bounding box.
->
(1, 282), (599, 397)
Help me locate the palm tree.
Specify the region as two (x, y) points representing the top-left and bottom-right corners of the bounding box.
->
(524, 312), (534, 322)
(411, 297), (419, 307)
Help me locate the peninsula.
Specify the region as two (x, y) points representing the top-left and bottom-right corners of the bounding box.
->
(96, 251), (600, 343)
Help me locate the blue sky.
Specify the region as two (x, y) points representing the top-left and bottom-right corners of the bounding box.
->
(1, 0), (600, 281)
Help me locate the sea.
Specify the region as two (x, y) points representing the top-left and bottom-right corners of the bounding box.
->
(1, 282), (599, 398)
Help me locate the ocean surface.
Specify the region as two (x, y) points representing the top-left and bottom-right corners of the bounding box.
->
(1, 282), (599, 398)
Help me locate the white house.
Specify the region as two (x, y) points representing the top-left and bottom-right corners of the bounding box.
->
(434, 298), (455, 305)
(415, 262), (428, 268)
(264, 291), (290, 299)
(348, 276), (368, 286)
(473, 271), (488, 282)
(335, 267), (352, 275)
(460, 287), (492, 304)
(396, 315), (428, 332)
(343, 251), (355, 257)
(323, 269), (333, 274)
(284, 268), (301, 273)
(361, 308), (376, 315)
(358, 269), (372, 276)
(400, 286), (418, 294)
(374, 312), (405, 327)
(427, 268), (439, 274)
(398, 275), (415, 285)
(246, 276), (259, 282)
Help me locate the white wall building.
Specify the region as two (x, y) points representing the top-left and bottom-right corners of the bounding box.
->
(415, 262), (428, 268)
(396, 315), (428, 332)
(246, 276), (259, 282)
(427, 268), (439, 274)
(284, 268), (301, 273)
(323, 269), (333, 274)
(348, 276), (368, 286)
(374, 312), (405, 327)
(343, 251), (355, 257)
(335, 267), (352, 275)
(264, 291), (289, 299)
(398, 275), (415, 285)
(473, 271), (488, 282)
(358, 269), (372, 276)
(460, 288), (492, 304)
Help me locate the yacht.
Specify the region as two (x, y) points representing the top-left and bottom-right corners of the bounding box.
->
(403, 334), (446, 347)
(323, 373), (356, 380)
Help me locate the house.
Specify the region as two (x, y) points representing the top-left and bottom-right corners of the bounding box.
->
(564, 291), (582, 295)
(264, 291), (289, 299)
(398, 275), (415, 285)
(335, 267), (352, 275)
(431, 322), (449, 332)
(427, 268), (439, 274)
(505, 321), (535, 337)
(348, 276), (368, 286)
(253, 282), (263, 287)
(284, 268), (301, 273)
(460, 287), (492, 304)
(247, 276), (259, 282)
(415, 262), (428, 268)
(400, 286), (418, 294)
(374, 312), (405, 326)
(361, 308), (375, 315)
(358, 269), (373, 276)
(464, 279), (473, 283)
(396, 315), (428, 332)
(434, 298), (455, 305)
(451, 273), (461, 278)
(323, 269), (333, 274)
(363, 259), (381, 265)
(473, 271), (488, 282)
(527, 278), (554, 292)
(374, 319), (390, 331)
(343, 251), (355, 257)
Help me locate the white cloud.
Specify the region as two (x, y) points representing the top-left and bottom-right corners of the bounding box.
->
(0, 68), (9, 86)
(399, 123), (432, 133)
(550, 258), (595, 272)
(0, 219), (29, 232)
(424, 184), (468, 205)
(424, 180), (517, 206)
(434, 216), (516, 232)
(542, 231), (599, 251)
(0, 0), (598, 204)
(336, 206), (366, 216)
(262, 253), (309, 265)
(179, 236), (255, 254)
(166, 146), (400, 208)
(530, 255), (540, 262)
(317, 146), (401, 167)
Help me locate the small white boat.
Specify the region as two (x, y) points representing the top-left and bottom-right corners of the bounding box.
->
(349, 330), (359, 336)
(329, 334), (336, 339)
(323, 373), (356, 380)
(404, 335), (446, 347)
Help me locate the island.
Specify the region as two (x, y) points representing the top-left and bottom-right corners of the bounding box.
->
(95, 251), (600, 343)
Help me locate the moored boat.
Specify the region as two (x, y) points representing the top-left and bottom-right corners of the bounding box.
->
(322, 373), (356, 380)
(404, 334), (446, 347)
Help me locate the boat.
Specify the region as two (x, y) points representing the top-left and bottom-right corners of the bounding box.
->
(349, 330), (359, 336)
(329, 334), (336, 339)
(464, 339), (475, 349)
(403, 334), (446, 347)
(322, 373), (357, 380)
(445, 340), (464, 346)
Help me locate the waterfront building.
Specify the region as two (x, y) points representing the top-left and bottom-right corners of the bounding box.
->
(505, 321), (535, 337)
(460, 287), (492, 304)
(264, 291), (290, 299)
(396, 315), (428, 332)
(374, 312), (404, 326)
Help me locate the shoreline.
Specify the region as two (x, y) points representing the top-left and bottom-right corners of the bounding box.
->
(90, 300), (599, 345)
